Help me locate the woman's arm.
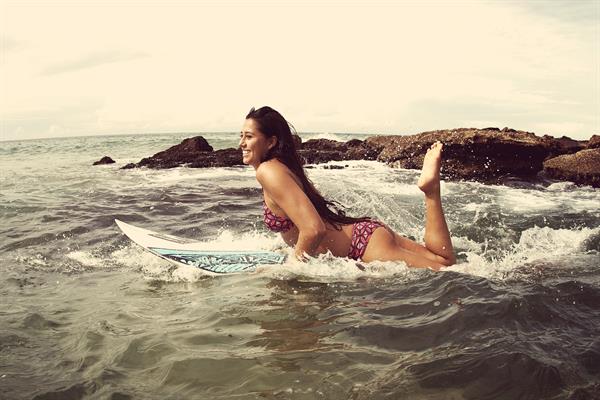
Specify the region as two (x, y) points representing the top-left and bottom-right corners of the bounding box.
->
(256, 161), (326, 260)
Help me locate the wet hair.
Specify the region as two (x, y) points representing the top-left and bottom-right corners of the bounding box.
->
(246, 106), (369, 229)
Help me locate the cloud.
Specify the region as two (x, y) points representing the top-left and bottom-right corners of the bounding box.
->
(0, 99), (104, 141)
(507, 0), (600, 25)
(0, 35), (22, 52)
(41, 50), (149, 76)
(0, 1), (598, 141)
(532, 121), (588, 137)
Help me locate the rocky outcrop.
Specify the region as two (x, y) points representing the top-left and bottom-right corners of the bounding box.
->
(93, 156), (115, 165)
(135, 136), (217, 169)
(121, 136), (243, 169)
(543, 148), (600, 188)
(188, 148), (243, 168)
(541, 135), (587, 155)
(365, 127), (586, 181)
(298, 138), (379, 164)
(122, 135), (377, 169)
(119, 129), (598, 187)
(587, 135), (600, 149)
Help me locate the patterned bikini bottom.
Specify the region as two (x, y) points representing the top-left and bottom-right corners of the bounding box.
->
(348, 220), (385, 260)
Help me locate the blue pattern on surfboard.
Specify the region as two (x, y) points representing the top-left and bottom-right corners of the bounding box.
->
(150, 247), (286, 273)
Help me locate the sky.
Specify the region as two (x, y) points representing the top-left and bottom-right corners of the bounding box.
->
(0, 0), (598, 141)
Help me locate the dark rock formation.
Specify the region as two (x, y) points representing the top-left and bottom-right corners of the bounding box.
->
(365, 127), (584, 181)
(542, 135), (587, 156)
(587, 135), (600, 149)
(298, 138), (379, 164)
(136, 136), (215, 169)
(93, 156), (115, 165)
(119, 130), (598, 187)
(122, 136), (243, 169)
(188, 148), (243, 168)
(122, 135), (374, 169)
(543, 148), (600, 188)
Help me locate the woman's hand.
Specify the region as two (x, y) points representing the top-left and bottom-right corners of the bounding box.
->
(294, 227), (326, 261)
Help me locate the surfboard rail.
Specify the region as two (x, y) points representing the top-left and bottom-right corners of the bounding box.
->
(115, 219), (286, 274)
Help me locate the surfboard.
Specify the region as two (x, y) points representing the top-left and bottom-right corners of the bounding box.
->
(115, 219), (286, 274)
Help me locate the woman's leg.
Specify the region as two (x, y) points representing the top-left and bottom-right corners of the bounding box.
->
(361, 141), (455, 269)
(361, 227), (448, 269)
(417, 141), (455, 265)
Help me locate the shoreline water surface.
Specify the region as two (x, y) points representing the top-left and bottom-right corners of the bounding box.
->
(1, 133), (599, 399)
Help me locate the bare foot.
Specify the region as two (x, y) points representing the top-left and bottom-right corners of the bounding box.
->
(417, 141), (443, 196)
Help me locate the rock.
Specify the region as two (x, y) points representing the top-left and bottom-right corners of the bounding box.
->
(188, 148), (243, 168)
(136, 136), (214, 168)
(122, 136), (245, 169)
(123, 135), (380, 169)
(298, 138), (379, 164)
(119, 130), (596, 186)
(93, 156), (115, 165)
(543, 148), (600, 187)
(587, 135), (600, 149)
(541, 135), (587, 156)
(365, 128), (580, 181)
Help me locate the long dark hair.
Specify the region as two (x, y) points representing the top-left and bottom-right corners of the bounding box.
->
(246, 106), (369, 229)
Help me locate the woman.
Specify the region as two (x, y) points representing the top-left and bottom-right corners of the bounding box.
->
(239, 106), (456, 270)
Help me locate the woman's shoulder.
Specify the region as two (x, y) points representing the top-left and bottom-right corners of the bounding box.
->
(256, 159), (303, 189)
(256, 159), (288, 181)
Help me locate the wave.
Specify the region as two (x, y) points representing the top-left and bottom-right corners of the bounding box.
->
(42, 223), (598, 284)
(451, 226), (600, 279)
(301, 132), (348, 142)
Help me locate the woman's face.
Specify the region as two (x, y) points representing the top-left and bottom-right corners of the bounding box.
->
(239, 118), (276, 169)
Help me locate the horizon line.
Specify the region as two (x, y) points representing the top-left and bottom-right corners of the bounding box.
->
(0, 126), (592, 144)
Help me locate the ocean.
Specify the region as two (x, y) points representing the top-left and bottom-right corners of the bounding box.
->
(1, 132), (599, 400)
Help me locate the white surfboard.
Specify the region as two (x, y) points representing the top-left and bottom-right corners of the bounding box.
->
(115, 219), (286, 274)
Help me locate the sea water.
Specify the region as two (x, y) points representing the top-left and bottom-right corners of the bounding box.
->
(1, 133), (599, 399)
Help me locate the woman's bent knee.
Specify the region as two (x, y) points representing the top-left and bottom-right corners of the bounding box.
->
(439, 254), (456, 267)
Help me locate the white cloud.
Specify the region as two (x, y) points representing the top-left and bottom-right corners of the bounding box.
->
(41, 50), (150, 76)
(532, 121), (587, 137)
(0, 0), (598, 141)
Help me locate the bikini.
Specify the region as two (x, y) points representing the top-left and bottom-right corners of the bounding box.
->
(347, 220), (385, 261)
(263, 201), (294, 233)
(262, 200), (383, 260)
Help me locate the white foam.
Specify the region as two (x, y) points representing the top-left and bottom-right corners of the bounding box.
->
(494, 184), (600, 215)
(111, 244), (192, 281)
(453, 235), (486, 254)
(102, 222), (600, 283)
(122, 165), (256, 188)
(546, 181), (577, 191)
(162, 229), (286, 252)
(107, 230), (428, 283)
(66, 251), (106, 268)
(16, 253), (49, 268)
(111, 245), (169, 269)
(448, 226), (600, 279)
(302, 132), (346, 142)
(499, 190), (560, 212)
(514, 226), (598, 257)
(259, 252), (417, 282)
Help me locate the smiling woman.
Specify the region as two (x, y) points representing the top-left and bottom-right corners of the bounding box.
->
(239, 106), (456, 269)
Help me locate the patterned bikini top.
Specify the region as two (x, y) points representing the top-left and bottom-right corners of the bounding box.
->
(263, 200), (294, 233)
